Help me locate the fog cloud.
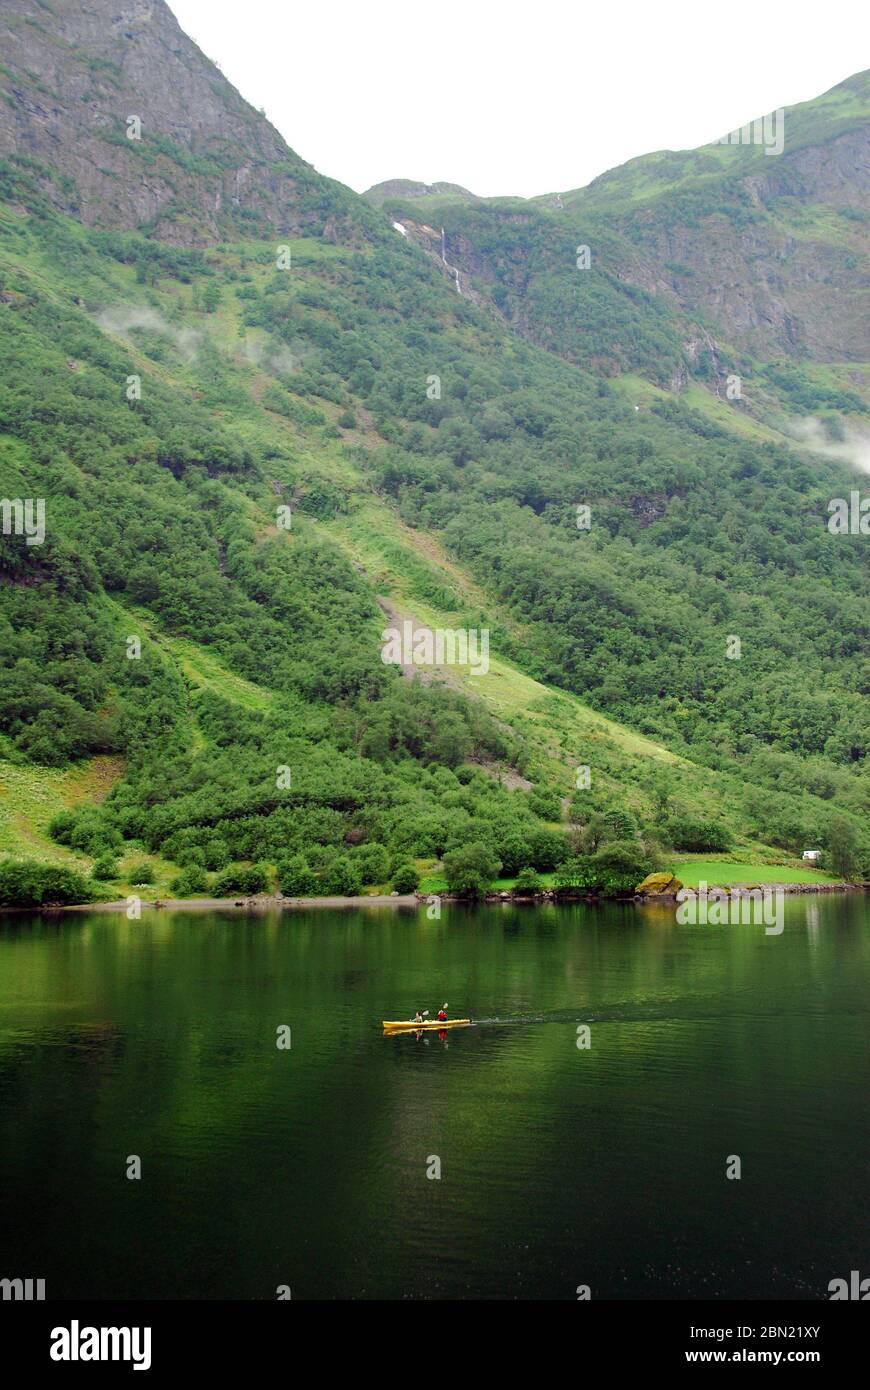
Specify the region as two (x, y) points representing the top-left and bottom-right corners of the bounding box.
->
(789, 417), (870, 475)
(95, 304), (203, 361)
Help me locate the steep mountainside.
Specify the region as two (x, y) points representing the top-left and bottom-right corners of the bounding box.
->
(377, 72), (870, 378)
(0, 0), (867, 903)
(0, 0), (376, 245)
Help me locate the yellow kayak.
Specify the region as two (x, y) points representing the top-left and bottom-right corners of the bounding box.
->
(382, 1018), (471, 1032)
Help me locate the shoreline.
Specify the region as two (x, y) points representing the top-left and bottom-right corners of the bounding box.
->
(2, 879), (863, 915)
(60, 892), (421, 913)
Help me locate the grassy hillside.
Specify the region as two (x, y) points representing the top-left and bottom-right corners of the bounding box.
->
(0, 11), (867, 903)
(1, 204), (866, 900)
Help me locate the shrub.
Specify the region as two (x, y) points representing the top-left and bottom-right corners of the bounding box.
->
(553, 858), (602, 895)
(49, 808), (120, 856)
(130, 862), (155, 885)
(91, 854), (119, 880)
(514, 866), (542, 893)
(48, 811), (77, 845)
(391, 863), (420, 893)
(0, 859), (91, 907)
(528, 791), (562, 821)
(213, 865), (270, 896)
(554, 840), (652, 897)
(442, 843), (502, 897)
(170, 866), (208, 896)
(352, 842), (391, 885)
(277, 855), (317, 896)
(320, 856), (362, 896)
(665, 818), (731, 852)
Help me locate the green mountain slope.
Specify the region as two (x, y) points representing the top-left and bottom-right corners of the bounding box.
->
(0, 1), (867, 901)
(377, 70), (870, 379)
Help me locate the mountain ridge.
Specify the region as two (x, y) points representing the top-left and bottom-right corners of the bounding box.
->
(368, 71), (870, 209)
(375, 69), (870, 371)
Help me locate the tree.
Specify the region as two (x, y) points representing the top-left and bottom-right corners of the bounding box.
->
(494, 826), (535, 876)
(665, 818), (730, 852)
(0, 860), (91, 907)
(213, 865), (269, 896)
(554, 839), (653, 897)
(170, 866), (208, 895)
(91, 854), (119, 880)
(569, 813), (609, 853)
(202, 838), (230, 871)
(602, 808), (639, 840)
(352, 843), (390, 885)
(827, 816), (857, 879)
(391, 863), (420, 893)
(321, 856), (362, 896)
(592, 839), (653, 890)
(277, 855), (317, 896)
(514, 866), (542, 893)
(527, 825), (568, 870)
(442, 843), (501, 897)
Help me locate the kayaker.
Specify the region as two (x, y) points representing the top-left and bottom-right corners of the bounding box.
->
(414, 1010), (424, 1023)
(437, 1003), (448, 1021)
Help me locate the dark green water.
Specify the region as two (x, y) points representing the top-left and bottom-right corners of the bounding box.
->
(1, 895), (868, 1300)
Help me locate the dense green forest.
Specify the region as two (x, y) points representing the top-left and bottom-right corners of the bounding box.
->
(0, 12), (867, 906)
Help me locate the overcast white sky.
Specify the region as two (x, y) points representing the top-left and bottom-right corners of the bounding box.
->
(170, 0), (868, 198)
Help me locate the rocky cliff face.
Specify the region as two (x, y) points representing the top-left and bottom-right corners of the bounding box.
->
(377, 73), (870, 368)
(0, 0), (368, 245)
(611, 125), (870, 363)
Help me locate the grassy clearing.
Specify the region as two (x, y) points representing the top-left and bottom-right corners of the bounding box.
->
(0, 755), (123, 866)
(108, 599), (273, 712)
(323, 493), (826, 863)
(160, 635), (273, 711)
(1, 216), (854, 889)
(670, 860), (840, 886)
(0, 752), (188, 900)
(419, 861), (843, 895)
(327, 500), (684, 768)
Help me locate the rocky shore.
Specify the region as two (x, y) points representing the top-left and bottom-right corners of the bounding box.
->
(40, 876), (863, 914)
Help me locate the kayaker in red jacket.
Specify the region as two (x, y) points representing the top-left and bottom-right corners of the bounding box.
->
(437, 1003), (448, 1021)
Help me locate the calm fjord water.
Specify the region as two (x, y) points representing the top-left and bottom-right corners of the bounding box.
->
(1, 896), (868, 1300)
